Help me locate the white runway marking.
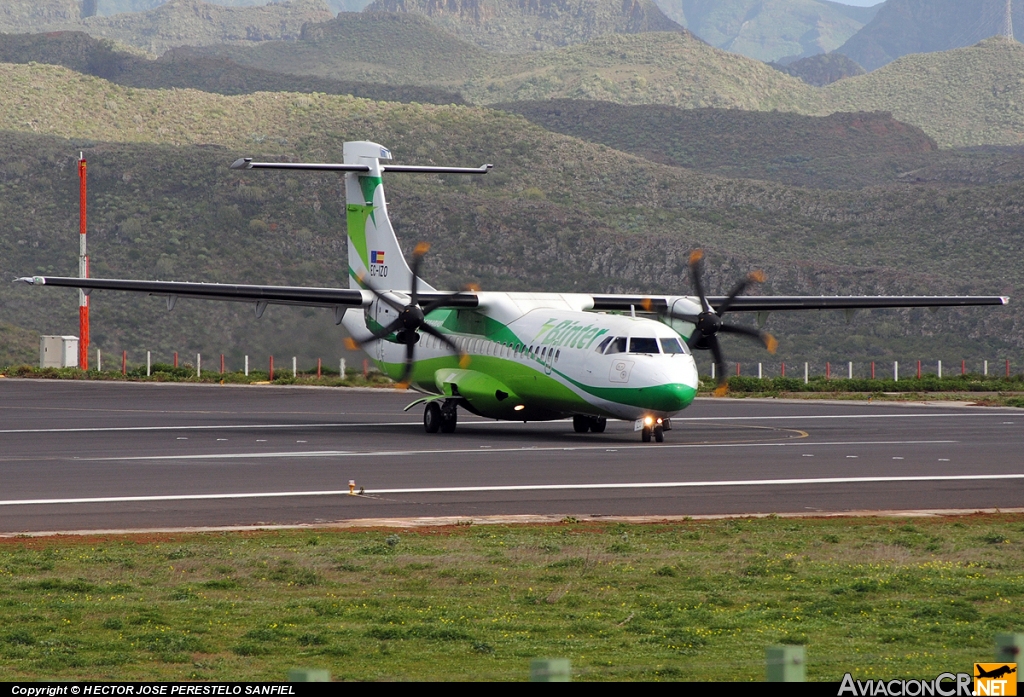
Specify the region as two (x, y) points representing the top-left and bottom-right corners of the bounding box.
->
(1, 472), (1023, 507)
(77, 439), (954, 462)
(0, 411), (1017, 435)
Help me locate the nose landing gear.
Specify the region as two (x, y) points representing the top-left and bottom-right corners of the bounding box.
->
(640, 416), (667, 443)
(424, 400), (458, 433)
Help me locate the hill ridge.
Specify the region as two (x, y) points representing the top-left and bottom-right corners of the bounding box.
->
(362, 0), (688, 52)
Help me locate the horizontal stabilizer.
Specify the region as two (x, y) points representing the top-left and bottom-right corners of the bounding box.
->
(231, 158), (492, 175)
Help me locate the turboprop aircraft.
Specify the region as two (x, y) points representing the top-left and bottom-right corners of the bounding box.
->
(17, 141), (1009, 442)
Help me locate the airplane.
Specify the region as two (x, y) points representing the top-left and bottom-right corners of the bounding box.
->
(17, 141), (1009, 442)
(976, 665), (1016, 680)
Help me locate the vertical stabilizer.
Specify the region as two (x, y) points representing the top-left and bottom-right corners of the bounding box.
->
(344, 141), (417, 292)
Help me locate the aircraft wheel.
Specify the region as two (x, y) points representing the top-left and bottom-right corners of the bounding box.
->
(440, 405), (458, 433)
(424, 402), (442, 433)
(591, 418), (607, 434)
(572, 415), (591, 433)
(654, 425), (665, 443)
(641, 426), (652, 443)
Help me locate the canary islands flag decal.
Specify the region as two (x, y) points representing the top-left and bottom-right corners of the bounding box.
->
(371, 250), (385, 265)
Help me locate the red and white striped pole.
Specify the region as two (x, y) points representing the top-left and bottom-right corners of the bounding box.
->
(78, 153), (89, 370)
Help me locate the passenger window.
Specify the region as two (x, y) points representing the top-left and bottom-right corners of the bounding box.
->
(605, 337), (627, 354)
(660, 337), (688, 354)
(629, 337), (660, 354)
(595, 336), (613, 354)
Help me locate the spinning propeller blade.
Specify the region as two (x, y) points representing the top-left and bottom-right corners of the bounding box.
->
(671, 249), (777, 395)
(345, 243), (472, 388)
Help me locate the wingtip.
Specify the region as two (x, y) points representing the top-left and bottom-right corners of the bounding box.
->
(230, 157), (253, 170)
(14, 276), (42, 285)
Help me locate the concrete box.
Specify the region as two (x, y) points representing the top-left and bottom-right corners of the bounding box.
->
(39, 335), (79, 369)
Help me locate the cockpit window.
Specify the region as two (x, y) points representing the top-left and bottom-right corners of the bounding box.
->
(660, 337), (688, 354)
(595, 336), (613, 354)
(629, 337), (660, 354)
(605, 337), (627, 354)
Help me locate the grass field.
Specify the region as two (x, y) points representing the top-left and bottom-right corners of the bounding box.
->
(0, 515), (1021, 681)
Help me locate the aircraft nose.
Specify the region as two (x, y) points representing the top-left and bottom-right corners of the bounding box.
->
(644, 381), (697, 413)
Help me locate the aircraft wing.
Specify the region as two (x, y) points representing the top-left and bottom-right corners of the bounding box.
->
(15, 276), (371, 309)
(14, 276), (483, 312)
(589, 295), (1009, 313)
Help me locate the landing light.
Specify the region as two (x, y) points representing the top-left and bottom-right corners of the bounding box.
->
(514, 405), (525, 411)
(644, 416), (654, 426)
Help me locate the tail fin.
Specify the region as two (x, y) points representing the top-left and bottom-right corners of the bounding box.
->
(344, 141), (417, 292)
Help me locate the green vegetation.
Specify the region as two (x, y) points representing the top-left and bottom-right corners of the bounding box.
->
(0, 31), (465, 105)
(0, 68), (1021, 365)
(829, 38), (1024, 147)
(58, 0), (334, 55)
(1, 364), (394, 388)
(0, 322), (38, 367)
(698, 375), (1024, 407)
(191, 15), (1024, 147)
(0, 516), (1022, 680)
(655, 0), (879, 62)
(771, 52), (865, 87)
(363, 0), (684, 53)
(192, 15), (826, 112)
(496, 100), (940, 189)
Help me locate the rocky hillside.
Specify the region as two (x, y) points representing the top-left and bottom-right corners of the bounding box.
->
(0, 65), (1020, 366)
(362, 0), (686, 52)
(828, 37), (1024, 147)
(653, 0), (880, 62)
(0, 30), (464, 104)
(9, 0), (335, 55)
(192, 16), (826, 111)
(497, 100), (941, 188)
(772, 51), (865, 86)
(837, 0), (1024, 71)
(0, 1), (81, 32)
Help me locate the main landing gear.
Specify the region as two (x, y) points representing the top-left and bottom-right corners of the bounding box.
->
(572, 415), (607, 434)
(424, 400), (458, 433)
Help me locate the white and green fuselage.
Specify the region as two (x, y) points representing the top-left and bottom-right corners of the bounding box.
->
(339, 141), (698, 423)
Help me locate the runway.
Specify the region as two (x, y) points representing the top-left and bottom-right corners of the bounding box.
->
(0, 379), (1021, 532)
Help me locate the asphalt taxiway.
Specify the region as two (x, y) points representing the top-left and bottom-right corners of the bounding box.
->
(0, 380), (1021, 532)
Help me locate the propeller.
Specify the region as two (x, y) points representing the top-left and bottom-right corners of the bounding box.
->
(344, 242), (472, 389)
(667, 249), (778, 396)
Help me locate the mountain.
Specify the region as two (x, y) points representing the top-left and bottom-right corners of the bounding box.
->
(771, 51), (865, 85)
(164, 11), (1024, 147)
(0, 30), (464, 104)
(189, 15), (826, 111)
(361, 0), (686, 52)
(0, 63), (1020, 366)
(837, 0), (1024, 71)
(653, 0), (881, 62)
(8, 0), (335, 55)
(828, 37), (1024, 147)
(91, 1), (369, 16)
(496, 99), (940, 188)
(0, 0), (81, 32)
